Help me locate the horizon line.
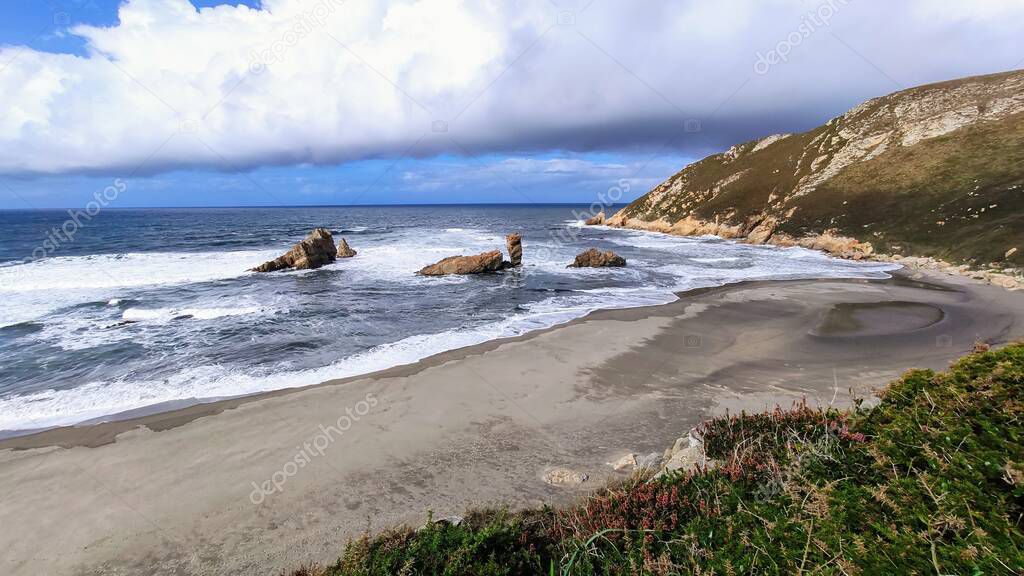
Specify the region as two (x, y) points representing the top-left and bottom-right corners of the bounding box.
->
(0, 202), (631, 212)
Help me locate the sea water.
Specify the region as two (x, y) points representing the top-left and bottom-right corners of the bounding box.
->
(0, 205), (898, 431)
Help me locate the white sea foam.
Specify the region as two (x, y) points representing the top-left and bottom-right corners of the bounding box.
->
(691, 257), (742, 263)
(0, 250), (277, 292)
(0, 286), (681, 431)
(0, 250), (280, 327)
(122, 306), (264, 323)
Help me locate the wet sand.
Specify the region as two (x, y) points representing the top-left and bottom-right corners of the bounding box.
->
(1, 271), (1022, 576)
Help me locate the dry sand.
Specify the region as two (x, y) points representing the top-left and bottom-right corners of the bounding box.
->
(1, 271), (1023, 576)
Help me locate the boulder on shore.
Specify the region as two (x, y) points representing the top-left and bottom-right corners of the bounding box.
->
(251, 228), (337, 272)
(585, 212), (605, 226)
(336, 238), (357, 258)
(568, 248), (626, 268)
(418, 250), (506, 276)
(506, 233), (522, 267)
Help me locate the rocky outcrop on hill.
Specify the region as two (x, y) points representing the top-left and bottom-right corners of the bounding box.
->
(336, 238), (357, 258)
(251, 228), (337, 272)
(418, 250), (506, 276)
(506, 234), (522, 267)
(568, 248), (626, 268)
(605, 69), (1024, 274)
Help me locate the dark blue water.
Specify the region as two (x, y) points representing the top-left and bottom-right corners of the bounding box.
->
(0, 206), (897, 431)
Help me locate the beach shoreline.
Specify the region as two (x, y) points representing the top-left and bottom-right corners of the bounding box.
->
(0, 273), (901, 449)
(2, 269), (1023, 576)
(0, 269), (927, 449)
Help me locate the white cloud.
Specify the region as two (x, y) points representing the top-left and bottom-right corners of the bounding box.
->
(0, 0), (1022, 176)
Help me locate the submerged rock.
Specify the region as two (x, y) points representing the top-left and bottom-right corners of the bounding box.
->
(417, 250), (506, 276)
(251, 228), (337, 272)
(336, 238), (357, 258)
(506, 233), (522, 267)
(568, 248), (626, 268)
(585, 212), (605, 226)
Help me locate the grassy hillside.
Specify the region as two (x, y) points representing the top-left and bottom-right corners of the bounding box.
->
(289, 343), (1024, 575)
(803, 111), (1024, 264)
(610, 70), (1024, 268)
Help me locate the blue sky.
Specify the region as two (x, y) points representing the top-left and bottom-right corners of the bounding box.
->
(0, 0), (1021, 208)
(0, 1), (258, 56)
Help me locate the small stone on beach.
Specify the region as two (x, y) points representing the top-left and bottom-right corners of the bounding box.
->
(608, 453), (638, 471)
(542, 467), (589, 486)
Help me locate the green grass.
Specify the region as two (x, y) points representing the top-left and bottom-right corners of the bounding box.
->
(290, 343), (1024, 575)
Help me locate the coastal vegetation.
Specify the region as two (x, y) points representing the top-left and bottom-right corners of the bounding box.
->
(288, 342), (1024, 575)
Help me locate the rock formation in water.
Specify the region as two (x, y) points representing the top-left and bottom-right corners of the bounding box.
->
(251, 228), (337, 272)
(418, 233), (525, 276)
(505, 233), (522, 267)
(568, 248), (626, 268)
(585, 212), (605, 226)
(606, 69), (1024, 270)
(418, 250), (506, 276)
(336, 238), (357, 258)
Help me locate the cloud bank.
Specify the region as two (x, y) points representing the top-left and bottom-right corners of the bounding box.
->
(1, 0), (1022, 176)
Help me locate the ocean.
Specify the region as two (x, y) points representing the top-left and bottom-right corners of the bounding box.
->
(0, 205), (898, 433)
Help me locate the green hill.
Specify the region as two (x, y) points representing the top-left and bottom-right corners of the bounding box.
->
(608, 70), (1024, 268)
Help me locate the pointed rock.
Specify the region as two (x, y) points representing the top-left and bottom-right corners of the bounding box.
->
(336, 238), (357, 258)
(251, 228), (337, 272)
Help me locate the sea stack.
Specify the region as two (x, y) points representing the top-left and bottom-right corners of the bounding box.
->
(336, 238), (357, 258)
(251, 228), (337, 272)
(506, 233), (522, 267)
(568, 248), (626, 268)
(585, 212), (605, 225)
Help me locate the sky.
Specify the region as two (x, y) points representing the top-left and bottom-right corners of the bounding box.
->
(0, 0), (1022, 208)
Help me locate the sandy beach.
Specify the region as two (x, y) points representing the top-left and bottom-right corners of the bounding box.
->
(2, 270), (1023, 576)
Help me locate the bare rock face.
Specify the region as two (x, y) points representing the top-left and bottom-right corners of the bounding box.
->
(568, 248), (626, 268)
(251, 228), (337, 272)
(505, 233), (522, 267)
(417, 250), (506, 276)
(336, 238), (357, 258)
(585, 212), (605, 225)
